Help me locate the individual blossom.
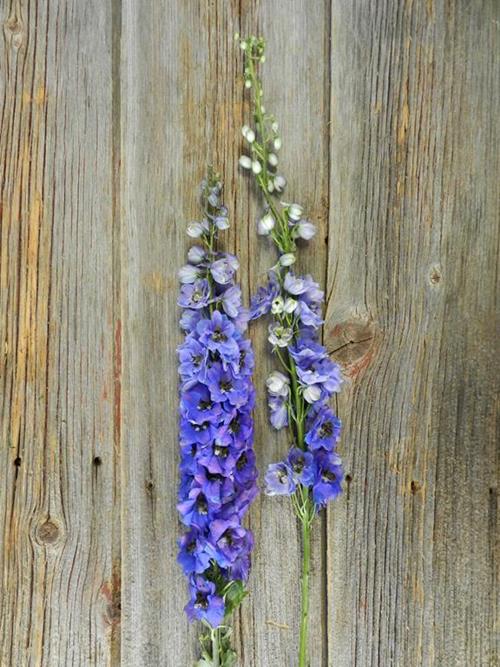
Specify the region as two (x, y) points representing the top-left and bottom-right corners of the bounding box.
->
(305, 405), (342, 452)
(177, 172), (258, 664)
(287, 447), (315, 486)
(249, 273), (280, 319)
(312, 452), (344, 507)
(185, 576), (225, 628)
(265, 462), (296, 496)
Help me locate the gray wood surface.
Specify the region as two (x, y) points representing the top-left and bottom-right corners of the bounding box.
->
(1, 1), (498, 666)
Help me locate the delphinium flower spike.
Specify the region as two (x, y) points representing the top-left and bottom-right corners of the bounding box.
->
(177, 169), (258, 666)
(237, 35), (345, 666)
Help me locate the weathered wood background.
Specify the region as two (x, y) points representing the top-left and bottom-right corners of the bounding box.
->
(1, 1), (498, 665)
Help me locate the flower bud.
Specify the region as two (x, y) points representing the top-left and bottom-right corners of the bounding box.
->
(271, 296), (284, 314)
(288, 204), (303, 221)
(283, 298), (297, 313)
(241, 125), (250, 137)
(240, 40), (247, 50)
(273, 137), (282, 151)
(296, 220), (316, 240)
(245, 129), (255, 143)
(251, 160), (262, 175)
(274, 175), (286, 192)
(245, 79), (252, 89)
(186, 222), (205, 238)
(268, 153), (278, 167)
(214, 216), (230, 230)
(239, 155), (252, 169)
(280, 253), (295, 267)
(266, 371), (290, 396)
(267, 181), (274, 193)
(271, 121), (279, 133)
(187, 245), (206, 264)
(178, 264), (199, 284)
(303, 385), (322, 404)
(257, 213), (275, 235)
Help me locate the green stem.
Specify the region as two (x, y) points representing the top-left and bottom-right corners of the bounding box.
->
(211, 627), (220, 667)
(298, 517), (311, 667)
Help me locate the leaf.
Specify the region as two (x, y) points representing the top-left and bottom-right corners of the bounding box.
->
(223, 580), (248, 617)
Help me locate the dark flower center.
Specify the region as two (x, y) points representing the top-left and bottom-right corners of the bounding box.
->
(206, 472), (223, 482)
(277, 469), (288, 484)
(322, 470), (337, 483)
(195, 593), (208, 609)
(194, 422), (209, 432)
(229, 418), (240, 434)
(187, 540), (196, 553)
(292, 457), (305, 473)
(220, 380), (233, 393)
(198, 399), (213, 411)
(196, 495), (208, 514)
(212, 329), (227, 343)
(222, 530), (234, 546)
(319, 421), (333, 438)
(237, 453), (248, 470)
(192, 354), (202, 367)
(213, 445), (228, 458)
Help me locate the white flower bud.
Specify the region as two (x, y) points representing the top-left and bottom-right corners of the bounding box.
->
(283, 298), (297, 313)
(257, 213), (275, 235)
(303, 385), (322, 403)
(271, 121), (279, 133)
(296, 220), (316, 240)
(267, 181), (274, 193)
(266, 371), (290, 397)
(178, 264), (199, 284)
(215, 217), (230, 230)
(280, 253), (296, 267)
(240, 40), (247, 50)
(239, 155), (252, 169)
(274, 175), (286, 192)
(268, 153), (278, 167)
(288, 204), (303, 221)
(271, 296), (284, 314)
(245, 128), (255, 143)
(251, 160), (262, 175)
(273, 137), (282, 151)
(241, 125), (250, 137)
(187, 245), (206, 264)
(245, 79), (252, 89)
(186, 222), (205, 238)
(260, 55), (266, 63)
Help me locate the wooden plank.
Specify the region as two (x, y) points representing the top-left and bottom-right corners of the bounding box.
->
(326, 1), (499, 665)
(119, 2), (210, 664)
(0, 1), (117, 665)
(237, 2), (332, 665)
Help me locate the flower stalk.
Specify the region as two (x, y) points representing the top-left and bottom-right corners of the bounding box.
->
(177, 171), (258, 666)
(237, 35), (345, 667)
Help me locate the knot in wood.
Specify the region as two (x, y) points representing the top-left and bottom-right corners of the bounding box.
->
(4, 15), (24, 49)
(325, 316), (380, 379)
(36, 520), (61, 545)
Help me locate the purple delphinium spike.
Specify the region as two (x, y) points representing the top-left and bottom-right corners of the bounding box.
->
(237, 35), (347, 667)
(177, 170), (258, 664)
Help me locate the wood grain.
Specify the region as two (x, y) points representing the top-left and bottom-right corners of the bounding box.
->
(0, 0), (117, 665)
(1, 0), (498, 665)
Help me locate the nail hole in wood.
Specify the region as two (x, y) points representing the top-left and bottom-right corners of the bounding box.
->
(93, 456), (102, 467)
(411, 480), (421, 495)
(14, 457), (22, 467)
(345, 474), (352, 483)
